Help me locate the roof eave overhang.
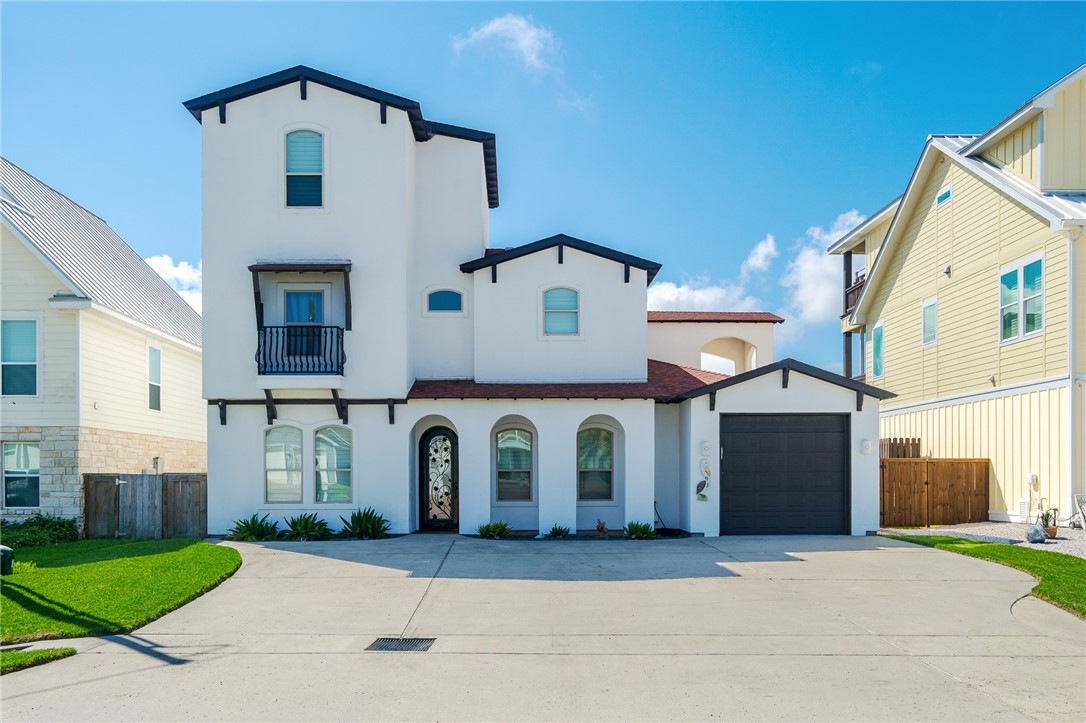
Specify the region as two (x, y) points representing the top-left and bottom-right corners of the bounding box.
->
(826, 197), (902, 255)
(460, 234), (662, 285)
(677, 358), (896, 402)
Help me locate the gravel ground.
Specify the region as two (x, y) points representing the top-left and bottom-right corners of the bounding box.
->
(881, 521), (1086, 560)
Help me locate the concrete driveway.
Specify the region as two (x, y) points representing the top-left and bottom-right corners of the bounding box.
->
(3, 535), (1084, 722)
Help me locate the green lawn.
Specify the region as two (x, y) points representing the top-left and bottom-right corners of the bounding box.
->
(1, 647), (76, 675)
(888, 535), (1086, 619)
(0, 538), (241, 644)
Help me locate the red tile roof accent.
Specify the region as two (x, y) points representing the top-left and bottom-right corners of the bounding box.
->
(647, 311), (785, 323)
(408, 359), (728, 402)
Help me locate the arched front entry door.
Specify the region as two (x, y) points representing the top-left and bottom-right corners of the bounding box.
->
(419, 427), (458, 531)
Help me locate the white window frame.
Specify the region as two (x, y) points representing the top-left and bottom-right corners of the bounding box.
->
(2, 441), (41, 509)
(936, 183), (952, 207)
(314, 425), (353, 505)
(576, 424), (618, 504)
(539, 284), (581, 340)
(1, 313), (43, 399)
(422, 285), (469, 318)
(493, 424), (537, 505)
(998, 253), (1044, 345)
(264, 425), (303, 505)
(871, 321), (885, 379)
(280, 123), (330, 214)
(921, 297), (938, 348)
(147, 343), (162, 412)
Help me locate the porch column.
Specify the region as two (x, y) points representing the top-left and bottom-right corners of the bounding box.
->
(536, 414), (576, 534)
(457, 424), (491, 534)
(624, 402), (656, 526)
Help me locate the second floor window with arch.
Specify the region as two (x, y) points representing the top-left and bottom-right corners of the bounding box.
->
(543, 287), (578, 335)
(286, 130), (323, 207)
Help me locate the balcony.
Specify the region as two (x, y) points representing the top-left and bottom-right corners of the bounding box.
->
(256, 326), (345, 375)
(844, 273), (866, 313)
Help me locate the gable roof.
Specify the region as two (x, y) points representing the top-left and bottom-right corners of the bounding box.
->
(851, 133), (1086, 324)
(0, 157), (202, 347)
(182, 65), (499, 208)
(408, 359), (728, 403)
(676, 358), (895, 401)
(647, 311), (784, 324)
(825, 195), (901, 255)
(460, 233), (662, 284)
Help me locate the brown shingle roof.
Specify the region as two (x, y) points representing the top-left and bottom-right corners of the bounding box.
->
(408, 359), (728, 403)
(647, 311), (784, 324)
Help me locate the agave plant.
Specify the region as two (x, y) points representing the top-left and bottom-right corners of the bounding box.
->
(547, 524), (571, 539)
(623, 521), (658, 540)
(340, 507), (391, 540)
(476, 521), (512, 539)
(282, 512), (332, 541)
(226, 513), (280, 542)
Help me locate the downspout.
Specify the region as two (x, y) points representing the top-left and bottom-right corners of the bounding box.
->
(1064, 224), (1084, 524)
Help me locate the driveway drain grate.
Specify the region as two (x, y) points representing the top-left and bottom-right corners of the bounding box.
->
(366, 637), (435, 652)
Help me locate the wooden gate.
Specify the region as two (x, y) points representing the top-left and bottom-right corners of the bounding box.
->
(83, 473), (207, 539)
(880, 459), (989, 527)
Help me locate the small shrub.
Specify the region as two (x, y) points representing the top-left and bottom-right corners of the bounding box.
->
(477, 521), (512, 539)
(281, 512), (332, 541)
(547, 524), (571, 539)
(340, 507), (391, 540)
(624, 521), (658, 540)
(0, 515), (79, 548)
(226, 513), (280, 542)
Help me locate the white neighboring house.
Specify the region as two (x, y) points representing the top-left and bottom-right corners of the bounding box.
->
(187, 66), (892, 537)
(0, 157), (205, 527)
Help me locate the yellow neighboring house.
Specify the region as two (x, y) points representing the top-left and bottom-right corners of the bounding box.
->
(829, 64), (1086, 524)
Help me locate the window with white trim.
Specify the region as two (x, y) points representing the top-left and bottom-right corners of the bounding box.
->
(1, 319), (38, 396)
(496, 428), (532, 501)
(999, 256), (1043, 342)
(314, 426), (351, 503)
(543, 287), (578, 335)
(3, 442), (40, 508)
(286, 130), (323, 207)
(936, 183), (952, 207)
(921, 298), (937, 347)
(871, 322), (884, 379)
(265, 426), (302, 503)
(427, 290), (463, 312)
(148, 346), (162, 410)
(577, 428), (614, 501)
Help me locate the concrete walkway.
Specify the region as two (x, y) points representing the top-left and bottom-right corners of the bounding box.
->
(3, 535), (1084, 721)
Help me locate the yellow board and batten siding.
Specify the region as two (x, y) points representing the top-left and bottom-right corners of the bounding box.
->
(867, 151), (1071, 519)
(982, 116), (1041, 188)
(1044, 75), (1086, 192)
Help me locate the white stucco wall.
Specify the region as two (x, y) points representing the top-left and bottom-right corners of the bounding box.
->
(206, 397), (656, 535)
(471, 248), (649, 382)
(653, 404), (682, 529)
(647, 322), (776, 371)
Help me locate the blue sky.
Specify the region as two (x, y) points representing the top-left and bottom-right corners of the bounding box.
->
(3, 2), (1084, 371)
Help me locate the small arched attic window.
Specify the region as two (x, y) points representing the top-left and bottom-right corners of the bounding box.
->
(427, 289), (463, 312)
(285, 130), (323, 207)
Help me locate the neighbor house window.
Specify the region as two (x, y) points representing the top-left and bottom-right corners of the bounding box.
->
(315, 426), (351, 503)
(1, 319), (38, 396)
(148, 346), (162, 410)
(922, 298), (937, 347)
(265, 427), (302, 503)
(872, 322), (884, 378)
(543, 287), (578, 335)
(496, 428), (532, 501)
(286, 130), (323, 207)
(427, 290), (463, 312)
(1000, 256), (1043, 342)
(577, 428), (613, 501)
(3, 442), (39, 508)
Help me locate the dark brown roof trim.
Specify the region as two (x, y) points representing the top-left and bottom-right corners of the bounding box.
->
(460, 233), (662, 284)
(676, 357), (896, 402)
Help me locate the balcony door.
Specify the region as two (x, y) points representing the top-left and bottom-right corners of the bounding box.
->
(284, 290), (323, 357)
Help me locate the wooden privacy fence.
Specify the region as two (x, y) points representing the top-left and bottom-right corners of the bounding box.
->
(84, 473), (207, 539)
(880, 459), (989, 527)
(880, 437), (922, 458)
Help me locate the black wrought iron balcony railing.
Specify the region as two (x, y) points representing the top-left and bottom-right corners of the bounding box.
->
(844, 273), (866, 313)
(256, 326), (346, 375)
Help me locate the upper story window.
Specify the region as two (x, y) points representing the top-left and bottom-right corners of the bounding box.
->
(285, 130), (323, 207)
(3, 442), (39, 508)
(427, 290), (463, 312)
(1, 319), (38, 396)
(496, 428), (533, 501)
(936, 183), (952, 207)
(921, 298), (938, 347)
(315, 426), (352, 504)
(1000, 256), (1043, 342)
(284, 290), (324, 355)
(148, 346), (162, 411)
(265, 426), (303, 503)
(543, 287), (578, 335)
(871, 322), (884, 379)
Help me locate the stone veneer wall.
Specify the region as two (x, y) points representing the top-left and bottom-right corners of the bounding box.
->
(0, 425), (206, 527)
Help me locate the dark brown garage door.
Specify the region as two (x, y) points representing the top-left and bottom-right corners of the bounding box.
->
(719, 414), (849, 535)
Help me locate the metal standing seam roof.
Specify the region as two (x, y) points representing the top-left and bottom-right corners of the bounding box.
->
(0, 157), (202, 347)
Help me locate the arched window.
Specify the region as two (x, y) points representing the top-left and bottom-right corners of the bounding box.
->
(496, 428), (533, 501)
(315, 426), (352, 503)
(577, 428), (613, 501)
(285, 130), (323, 207)
(427, 289), (463, 312)
(543, 287), (578, 335)
(265, 426), (302, 503)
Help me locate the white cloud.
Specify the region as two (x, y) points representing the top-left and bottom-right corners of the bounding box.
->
(779, 210), (866, 332)
(453, 13), (562, 75)
(146, 254), (202, 314)
(557, 92), (596, 119)
(740, 233), (778, 281)
(647, 277), (762, 312)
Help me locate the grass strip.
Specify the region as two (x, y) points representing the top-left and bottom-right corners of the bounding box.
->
(887, 535), (1086, 619)
(1, 647), (77, 675)
(1, 538), (241, 644)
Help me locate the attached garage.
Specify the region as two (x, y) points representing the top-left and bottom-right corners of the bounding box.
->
(719, 414), (849, 534)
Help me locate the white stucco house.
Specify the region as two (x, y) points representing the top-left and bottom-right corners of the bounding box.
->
(185, 66), (892, 537)
(1, 157), (206, 528)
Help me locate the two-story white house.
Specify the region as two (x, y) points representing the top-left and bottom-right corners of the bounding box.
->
(1, 157), (206, 528)
(186, 66), (891, 537)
